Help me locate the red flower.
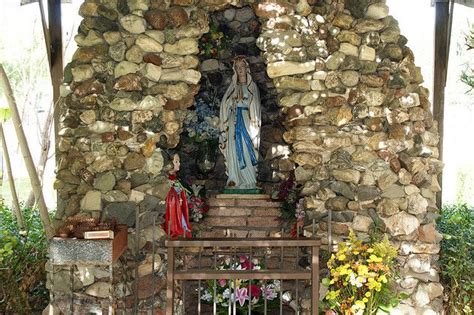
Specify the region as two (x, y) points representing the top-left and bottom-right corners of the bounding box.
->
(248, 284), (262, 299)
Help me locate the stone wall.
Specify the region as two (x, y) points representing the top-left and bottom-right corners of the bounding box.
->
(51, 0), (443, 313)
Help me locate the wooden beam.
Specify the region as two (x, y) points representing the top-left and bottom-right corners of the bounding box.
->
(433, 0), (450, 208)
(47, 0), (63, 144)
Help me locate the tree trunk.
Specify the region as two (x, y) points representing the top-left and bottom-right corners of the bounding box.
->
(0, 123), (24, 229)
(25, 104), (53, 208)
(0, 64), (53, 239)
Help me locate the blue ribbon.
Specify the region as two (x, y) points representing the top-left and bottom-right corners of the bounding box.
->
(235, 107), (258, 170)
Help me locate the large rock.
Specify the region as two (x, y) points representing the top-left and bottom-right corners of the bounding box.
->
(332, 169), (360, 184)
(267, 61), (316, 78)
(384, 212), (420, 236)
(164, 38), (199, 55)
(160, 69), (201, 84)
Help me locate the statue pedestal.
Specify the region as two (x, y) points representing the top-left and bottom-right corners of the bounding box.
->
(222, 188), (262, 195)
(200, 194), (282, 238)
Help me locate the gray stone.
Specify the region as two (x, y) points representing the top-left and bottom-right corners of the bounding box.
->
(224, 8), (236, 21)
(354, 19), (385, 33)
(80, 190), (102, 211)
(94, 172), (116, 191)
(109, 98), (137, 111)
(160, 69), (201, 84)
(200, 59), (219, 72)
(357, 185), (380, 201)
(359, 44), (376, 61)
(109, 42), (127, 62)
(139, 195), (160, 212)
(235, 6), (254, 22)
(104, 202), (136, 226)
(377, 171), (399, 191)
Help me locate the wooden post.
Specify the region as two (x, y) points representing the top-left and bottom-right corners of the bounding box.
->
(47, 0), (63, 144)
(433, 0), (451, 208)
(0, 64), (54, 239)
(311, 244), (319, 315)
(0, 124), (24, 229)
(166, 246), (175, 315)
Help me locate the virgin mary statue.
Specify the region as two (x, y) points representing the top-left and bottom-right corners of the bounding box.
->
(219, 56), (261, 190)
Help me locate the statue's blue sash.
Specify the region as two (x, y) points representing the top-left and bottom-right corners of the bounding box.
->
(235, 107), (258, 170)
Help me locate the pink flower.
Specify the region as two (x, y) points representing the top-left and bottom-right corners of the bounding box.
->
(218, 279), (226, 287)
(235, 287), (249, 306)
(241, 260), (254, 270)
(239, 255), (248, 263)
(248, 284), (262, 300)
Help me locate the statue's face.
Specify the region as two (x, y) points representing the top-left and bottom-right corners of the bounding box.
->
(172, 154), (180, 172)
(235, 59), (247, 82)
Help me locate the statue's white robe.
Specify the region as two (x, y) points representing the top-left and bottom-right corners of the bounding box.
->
(219, 71), (261, 189)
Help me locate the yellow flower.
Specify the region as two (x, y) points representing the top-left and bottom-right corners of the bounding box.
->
(357, 264), (369, 276)
(337, 254), (347, 261)
(326, 290), (340, 300)
(379, 274), (388, 283)
(363, 297), (369, 303)
(365, 292), (371, 298)
(367, 254), (383, 263)
(367, 248), (374, 253)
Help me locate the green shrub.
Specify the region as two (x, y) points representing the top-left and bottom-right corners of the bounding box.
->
(437, 204), (474, 314)
(0, 205), (49, 313)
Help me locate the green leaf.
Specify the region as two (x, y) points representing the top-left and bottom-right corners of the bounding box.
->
(0, 107), (11, 122)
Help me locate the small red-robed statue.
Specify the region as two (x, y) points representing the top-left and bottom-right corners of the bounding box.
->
(163, 154), (192, 238)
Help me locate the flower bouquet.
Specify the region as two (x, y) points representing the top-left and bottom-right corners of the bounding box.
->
(201, 255), (281, 314)
(187, 184), (209, 223)
(322, 230), (406, 315)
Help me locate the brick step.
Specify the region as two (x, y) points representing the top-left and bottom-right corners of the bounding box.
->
(205, 216), (281, 228)
(215, 194), (271, 199)
(208, 198), (281, 208)
(207, 207), (281, 217)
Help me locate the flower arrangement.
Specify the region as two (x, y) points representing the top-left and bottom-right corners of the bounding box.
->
(322, 230), (405, 315)
(274, 172), (304, 236)
(187, 184), (209, 222)
(199, 22), (233, 58)
(184, 84), (221, 143)
(201, 255), (281, 314)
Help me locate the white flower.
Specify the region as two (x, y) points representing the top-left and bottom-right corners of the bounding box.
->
(349, 273), (363, 288)
(201, 291), (212, 302)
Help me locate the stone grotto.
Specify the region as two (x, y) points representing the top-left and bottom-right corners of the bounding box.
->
(47, 0), (444, 313)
